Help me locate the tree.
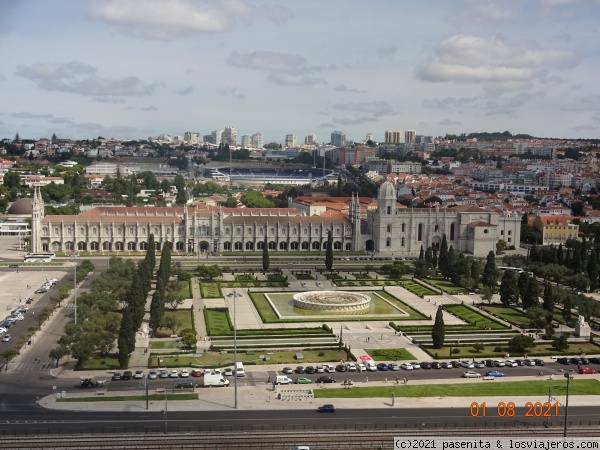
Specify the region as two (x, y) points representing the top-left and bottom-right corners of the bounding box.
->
(480, 286), (494, 305)
(117, 307), (135, 367)
(522, 276), (540, 310)
(473, 343), (485, 353)
(438, 234), (449, 276)
(149, 277), (165, 334)
(325, 231), (333, 270)
(482, 251), (499, 290)
(197, 264), (222, 279)
(148, 234), (156, 268)
(508, 335), (535, 353)
(162, 315), (182, 335)
(165, 280), (185, 309)
(431, 306), (445, 349)
(518, 271), (529, 304)
(551, 334), (569, 352)
(499, 270), (519, 306)
(526, 306), (550, 329)
(49, 345), (70, 367)
(180, 328), (197, 349)
(262, 234), (270, 272)
(542, 282), (554, 313)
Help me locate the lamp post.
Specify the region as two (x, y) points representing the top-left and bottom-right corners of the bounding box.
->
(563, 369), (574, 437)
(70, 254), (78, 325)
(233, 288), (238, 409)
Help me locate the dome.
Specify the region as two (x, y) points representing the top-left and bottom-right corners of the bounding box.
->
(377, 180), (396, 200)
(7, 198), (33, 215)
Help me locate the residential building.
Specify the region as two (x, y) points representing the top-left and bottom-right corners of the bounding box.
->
(385, 131), (402, 144)
(533, 215), (579, 246)
(405, 130), (416, 145)
(305, 134), (317, 145)
(222, 127), (237, 146)
(331, 131), (346, 147)
(285, 134), (296, 148)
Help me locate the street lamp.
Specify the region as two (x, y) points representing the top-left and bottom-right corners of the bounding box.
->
(70, 254), (78, 325)
(233, 288), (238, 409)
(563, 369), (574, 437)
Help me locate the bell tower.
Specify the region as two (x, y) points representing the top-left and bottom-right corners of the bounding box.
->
(31, 184), (44, 253)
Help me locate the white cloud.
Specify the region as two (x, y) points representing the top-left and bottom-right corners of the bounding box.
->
(176, 86), (194, 96)
(226, 51), (329, 86)
(438, 119), (462, 125)
(484, 91), (545, 115)
(11, 111), (72, 124)
(16, 61), (161, 97)
(86, 0), (292, 40)
(141, 106), (157, 111)
(415, 34), (580, 87)
(562, 95), (600, 112)
(330, 101), (396, 125)
(422, 97), (477, 110)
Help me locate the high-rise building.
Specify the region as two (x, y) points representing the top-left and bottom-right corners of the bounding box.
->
(211, 130), (223, 145)
(331, 130), (346, 147)
(305, 134), (317, 145)
(385, 131), (402, 144)
(405, 130), (416, 145)
(285, 134), (296, 148)
(184, 132), (199, 143)
(222, 127), (237, 146)
(241, 134), (251, 148)
(251, 133), (263, 149)
(365, 133), (373, 143)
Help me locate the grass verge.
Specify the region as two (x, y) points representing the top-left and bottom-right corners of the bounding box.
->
(314, 379), (600, 398)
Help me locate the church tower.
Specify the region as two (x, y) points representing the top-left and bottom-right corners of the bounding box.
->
(31, 185), (44, 253)
(350, 193), (361, 251)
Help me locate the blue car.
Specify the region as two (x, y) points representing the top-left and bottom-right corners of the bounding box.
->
(486, 370), (505, 377)
(377, 363), (389, 371)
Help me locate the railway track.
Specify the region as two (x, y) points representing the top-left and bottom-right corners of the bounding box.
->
(0, 426), (598, 449)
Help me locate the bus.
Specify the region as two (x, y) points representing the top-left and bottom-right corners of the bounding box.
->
(23, 252), (55, 263)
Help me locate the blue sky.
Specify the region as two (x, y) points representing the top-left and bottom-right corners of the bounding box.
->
(1, 0), (599, 143)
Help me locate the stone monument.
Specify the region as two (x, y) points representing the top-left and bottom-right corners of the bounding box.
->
(574, 315), (591, 338)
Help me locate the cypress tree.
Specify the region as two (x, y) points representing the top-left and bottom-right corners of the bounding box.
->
(431, 306), (445, 349)
(518, 271), (529, 305)
(117, 307), (135, 367)
(149, 277), (165, 334)
(523, 276), (540, 310)
(557, 243), (564, 266)
(425, 247), (433, 269)
(482, 251), (499, 290)
(542, 282), (554, 312)
(148, 234), (156, 269)
(325, 231), (333, 270)
(587, 249), (599, 291)
(438, 234), (448, 275)
(262, 234), (270, 272)
(419, 245), (424, 260)
(499, 270), (519, 306)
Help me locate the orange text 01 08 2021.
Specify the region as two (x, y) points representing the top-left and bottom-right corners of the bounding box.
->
(469, 401), (560, 417)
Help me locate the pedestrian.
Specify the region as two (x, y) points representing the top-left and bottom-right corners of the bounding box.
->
(403, 378), (407, 384)
(395, 376), (399, 384)
(365, 376), (368, 382)
(384, 378), (387, 383)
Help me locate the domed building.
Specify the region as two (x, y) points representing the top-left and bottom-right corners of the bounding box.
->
(7, 198), (33, 215)
(0, 198), (32, 237)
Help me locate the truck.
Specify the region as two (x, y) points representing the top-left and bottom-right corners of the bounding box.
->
(203, 370), (230, 387)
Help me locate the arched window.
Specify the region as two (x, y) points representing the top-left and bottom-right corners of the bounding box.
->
(290, 242), (299, 250)
(115, 242), (124, 251)
(418, 223), (423, 241)
(90, 242), (99, 251)
(246, 242), (254, 250)
(77, 242), (87, 251)
(139, 242), (148, 250)
(127, 242), (136, 251)
(334, 241), (342, 250)
(345, 243), (351, 250)
(401, 223), (405, 233)
(268, 241), (276, 250)
(279, 242), (287, 250)
(301, 242), (310, 250)
(223, 241), (232, 250)
(450, 223), (455, 241)
(175, 241), (184, 251)
(387, 206), (391, 214)
(387, 224), (391, 233)
(386, 238), (391, 247)
(234, 241), (243, 250)
(257, 241), (264, 250)
(312, 241), (320, 250)
(401, 237), (405, 246)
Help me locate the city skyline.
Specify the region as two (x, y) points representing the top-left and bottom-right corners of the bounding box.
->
(1, 0), (599, 143)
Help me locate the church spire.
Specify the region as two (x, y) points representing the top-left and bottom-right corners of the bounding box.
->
(31, 184), (44, 253)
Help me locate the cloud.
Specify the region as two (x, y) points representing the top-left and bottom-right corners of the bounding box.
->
(16, 61), (162, 97)
(93, 97), (126, 104)
(484, 91), (545, 115)
(451, 1), (516, 26)
(176, 86), (194, 96)
(319, 122), (336, 128)
(141, 106), (157, 111)
(11, 111), (73, 124)
(67, 121), (142, 138)
(222, 87), (245, 99)
(570, 124), (598, 132)
(226, 50), (329, 86)
(438, 119), (462, 125)
(422, 97), (477, 110)
(562, 94), (600, 112)
(415, 34), (580, 88)
(330, 101), (396, 125)
(86, 0), (292, 41)
(375, 47), (398, 58)
(334, 84), (366, 93)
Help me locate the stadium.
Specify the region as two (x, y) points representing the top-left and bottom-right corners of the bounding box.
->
(204, 167), (337, 186)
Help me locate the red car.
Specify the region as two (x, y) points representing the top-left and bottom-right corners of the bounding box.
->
(578, 367), (596, 374)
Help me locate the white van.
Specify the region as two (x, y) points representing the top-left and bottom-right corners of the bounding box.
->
(365, 361), (377, 372)
(275, 375), (293, 385)
(235, 362), (245, 377)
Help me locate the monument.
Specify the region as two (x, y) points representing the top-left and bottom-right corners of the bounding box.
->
(293, 291), (371, 314)
(574, 315), (591, 338)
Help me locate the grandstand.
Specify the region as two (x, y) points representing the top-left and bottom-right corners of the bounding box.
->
(204, 167), (336, 186)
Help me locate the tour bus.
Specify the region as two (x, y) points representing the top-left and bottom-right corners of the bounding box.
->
(235, 362), (245, 377)
(23, 252), (55, 263)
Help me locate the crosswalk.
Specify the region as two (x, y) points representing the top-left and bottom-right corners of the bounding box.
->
(7, 361), (54, 372)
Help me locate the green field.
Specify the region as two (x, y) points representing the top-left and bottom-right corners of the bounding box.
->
(425, 278), (465, 294)
(366, 348), (415, 360)
(155, 309), (193, 337)
(482, 305), (529, 327)
(445, 304), (509, 330)
(314, 379), (600, 398)
(400, 280), (439, 297)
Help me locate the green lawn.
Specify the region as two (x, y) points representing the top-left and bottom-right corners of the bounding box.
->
(149, 341), (180, 349)
(178, 280), (191, 298)
(425, 278), (465, 294)
(314, 379), (600, 398)
(400, 280), (438, 297)
(482, 305), (529, 327)
(149, 349), (348, 368)
(77, 354), (121, 371)
(155, 309), (193, 337)
(200, 282), (222, 298)
(445, 304), (509, 330)
(204, 308), (232, 335)
(366, 348), (415, 360)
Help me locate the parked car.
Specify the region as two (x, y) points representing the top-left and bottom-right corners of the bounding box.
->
(169, 370), (179, 378)
(122, 371), (132, 380)
(431, 362), (442, 369)
(282, 367), (293, 375)
(589, 357), (600, 364)
(504, 360), (518, 367)
(486, 370), (505, 377)
(411, 362), (421, 370)
(460, 361), (475, 369)
(579, 367), (596, 374)
(534, 359), (545, 366)
(180, 369), (190, 378)
(295, 366), (305, 374)
(514, 359), (525, 366)
(557, 358), (571, 365)
(111, 372), (122, 381)
(485, 359), (495, 367)
(346, 363), (357, 371)
(295, 377), (312, 384)
(316, 376), (336, 383)
(159, 369), (169, 378)
(462, 371), (482, 378)
(223, 368), (233, 376)
(316, 404), (336, 413)
(474, 361), (485, 368)
(400, 363), (414, 370)
(493, 360), (505, 367)
(315, 366), (325, 373)
(441, 362), (453, 369)
(0, 327), (7, 334)
(377, 363), (389, 371)
(357, 363), (366, 372)
(134, 371), (144, 379)
(148, 370), (158, 379)
(191, 369), (203, 377)
(450, 361), (461, 368)
(388, 363), (400, 371)
(419, 362), (432, 370)
(524, 359), (537, 366)
(2, 334), (11, 342)
(324, 364), (336, 373)
(25, 298), (33, 304)
(335, 364), (347, 372)
(304, 366), (316, 374)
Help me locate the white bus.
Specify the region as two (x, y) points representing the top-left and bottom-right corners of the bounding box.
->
(23, 252), (56, 263)
(235, 361), (245, 377)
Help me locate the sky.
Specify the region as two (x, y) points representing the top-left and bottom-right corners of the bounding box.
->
(1, 0), (600, 144)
